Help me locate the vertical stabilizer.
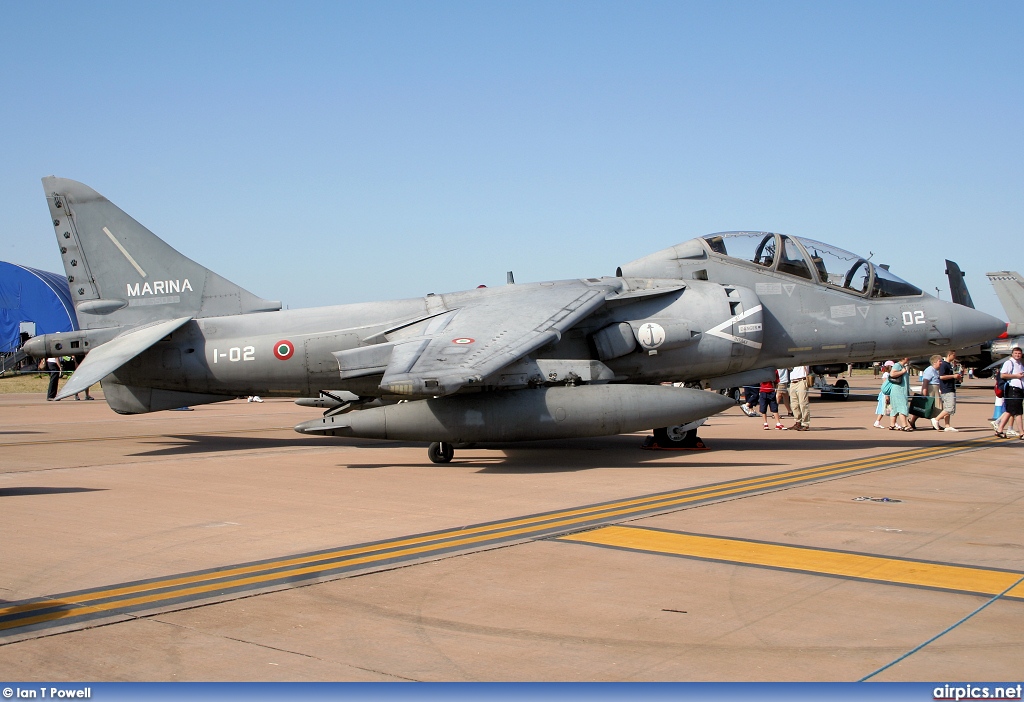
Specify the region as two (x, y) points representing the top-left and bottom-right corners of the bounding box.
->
(42, 177), (281, 330)
(987, 271), (1024, 325)
(944, 260), (975, 308)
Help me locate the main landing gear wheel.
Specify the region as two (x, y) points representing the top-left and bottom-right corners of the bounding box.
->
(427, 442), (455, 464)
(648, 425), (708, 450)
(719, 387), (742, 402)
(833, 379), (850, 401)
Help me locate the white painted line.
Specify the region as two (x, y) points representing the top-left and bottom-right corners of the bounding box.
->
(103, 226), (147, 278)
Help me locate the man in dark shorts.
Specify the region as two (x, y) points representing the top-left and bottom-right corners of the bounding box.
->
(740, 385), (760, 417)
(995, 347), (1024, 438)
(759, 371), (786, 430)
(933, 350), (962, 432)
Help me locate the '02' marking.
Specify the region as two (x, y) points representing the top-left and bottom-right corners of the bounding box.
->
(902, 310), (926, 326)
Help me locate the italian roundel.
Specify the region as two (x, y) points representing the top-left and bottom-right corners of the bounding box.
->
(273, 340), (294, 360)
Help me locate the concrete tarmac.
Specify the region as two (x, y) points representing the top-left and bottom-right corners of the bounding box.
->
(0, 378), (1021, 681)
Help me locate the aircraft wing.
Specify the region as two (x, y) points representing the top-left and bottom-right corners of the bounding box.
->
(374, 281), (612, 397)
(55, 317), (193, 400)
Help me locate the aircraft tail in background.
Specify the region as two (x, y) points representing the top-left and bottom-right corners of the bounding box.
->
(944, 260), (975, 309)
(987, 271), (1024, 323)
(987, 270), (1024, 336)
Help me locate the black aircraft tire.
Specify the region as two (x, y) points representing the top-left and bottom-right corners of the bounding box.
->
(719, 387), (742, 403)
(835, 379), (850, 401)
(427, 442), (455, 464)
(653, 426), (699, 448)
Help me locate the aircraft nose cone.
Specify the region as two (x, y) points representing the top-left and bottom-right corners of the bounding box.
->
(949, 306), (1006, 348)
(22, 336), (44, 358)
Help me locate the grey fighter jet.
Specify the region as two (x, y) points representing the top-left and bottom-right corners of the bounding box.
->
(25, 178), (1005, 462)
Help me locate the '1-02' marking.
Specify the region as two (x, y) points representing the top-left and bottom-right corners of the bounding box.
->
(213, 346), (255, 363)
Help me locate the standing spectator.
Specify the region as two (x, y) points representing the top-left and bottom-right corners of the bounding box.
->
(60, 356), (94, 401)
(873, 360), (894, 428)
(740, 385), (760, 417)
(759, 370), (786, 430)
(789, 365), (811, 431)
(991, 378), (1006, 430)
(920, 355), (943, 430)
(44, 356), (62, 401)
(994, 347), (1024, 439)
(887, 357), (911, 430)
(932, 350), (962, 432)
(776, 367), (792, 417)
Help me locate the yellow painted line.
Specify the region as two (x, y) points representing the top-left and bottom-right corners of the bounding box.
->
(1, 438), (982, 619)
(559, 526), (1024, 600)
(0, 438), (997, 617)
(0, 436), (1007, 632)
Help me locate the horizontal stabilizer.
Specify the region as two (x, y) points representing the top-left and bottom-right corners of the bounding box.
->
(56, 317), (192, 400)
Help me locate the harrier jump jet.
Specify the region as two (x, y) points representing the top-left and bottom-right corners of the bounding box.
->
(25, 178), (1005, 461)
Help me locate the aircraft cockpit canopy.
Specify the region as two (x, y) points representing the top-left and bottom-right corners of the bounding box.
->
(701, 232), (922, 298)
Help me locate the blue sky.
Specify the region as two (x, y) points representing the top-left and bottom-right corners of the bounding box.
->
(1, 1), (1020, 317)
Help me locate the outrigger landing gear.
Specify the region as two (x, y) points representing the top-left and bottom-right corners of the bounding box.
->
(427, 442), (455, 464)
(643, 419), (710, 450)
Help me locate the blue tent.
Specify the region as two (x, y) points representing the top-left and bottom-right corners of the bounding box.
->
(0, 261), (78, 353)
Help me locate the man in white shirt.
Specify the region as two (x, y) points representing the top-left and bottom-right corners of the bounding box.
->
(995, 347), (1024, 438)
(789, 366), (811, 431)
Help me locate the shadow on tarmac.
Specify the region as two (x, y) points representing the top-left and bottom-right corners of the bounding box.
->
(122, 424), (1013, 468)
(127, 434), (416, 456)
(0, 486), (106, 497)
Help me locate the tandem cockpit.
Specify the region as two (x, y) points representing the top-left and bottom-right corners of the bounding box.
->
(619, 231), (923, 299)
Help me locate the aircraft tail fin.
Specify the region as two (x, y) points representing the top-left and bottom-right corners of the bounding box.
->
(987, 271), (1024, 325)
(944, 260), (975, 309)
(41, 177), (281, 331)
